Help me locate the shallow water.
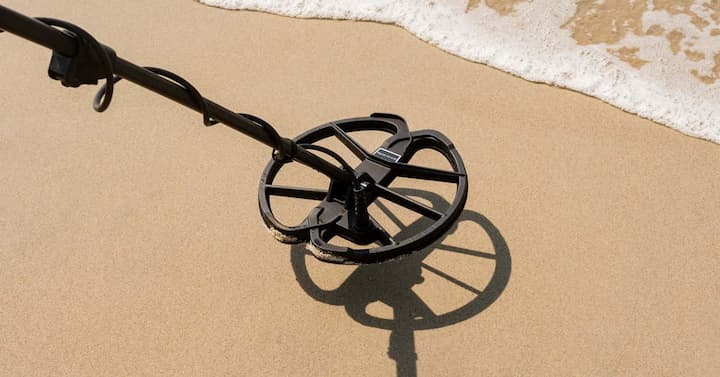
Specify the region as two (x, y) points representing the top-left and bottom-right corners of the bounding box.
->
(200, 0), (720, 144)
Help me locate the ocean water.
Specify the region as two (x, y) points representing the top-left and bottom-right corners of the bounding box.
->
(200, 0), (720, 144)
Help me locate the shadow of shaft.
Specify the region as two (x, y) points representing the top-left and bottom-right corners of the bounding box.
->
(389, 307), (418, 377)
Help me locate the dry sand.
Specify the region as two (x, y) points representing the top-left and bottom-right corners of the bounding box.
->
(1, 0), (719, 376)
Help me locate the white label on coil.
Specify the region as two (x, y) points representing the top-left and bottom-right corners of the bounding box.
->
(373, 148), (401, 163)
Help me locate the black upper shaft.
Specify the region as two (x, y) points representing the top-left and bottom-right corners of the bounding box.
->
(0, 4), (351, 182)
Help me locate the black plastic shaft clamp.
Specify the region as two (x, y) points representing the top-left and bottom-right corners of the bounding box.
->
(272, 137), (298, 163)
(35, 18), (118, 112)
(38, 17), (117, 88)
(48, 43), (116, 88)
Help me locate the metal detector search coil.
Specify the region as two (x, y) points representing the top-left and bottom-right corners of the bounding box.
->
(0, 5), (469, 264)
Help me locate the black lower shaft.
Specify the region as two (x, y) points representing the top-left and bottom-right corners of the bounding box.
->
(351, 182), (372, 231)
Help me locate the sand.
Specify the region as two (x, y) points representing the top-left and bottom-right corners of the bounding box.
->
(1, 0), (719, 376)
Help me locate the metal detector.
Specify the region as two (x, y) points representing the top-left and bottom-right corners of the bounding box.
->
(0, 5), (468, 264)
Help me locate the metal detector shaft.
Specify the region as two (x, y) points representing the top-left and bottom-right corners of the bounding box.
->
(0, 5), (349, 182)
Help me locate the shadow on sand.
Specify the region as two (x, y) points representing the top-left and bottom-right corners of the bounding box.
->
(290, 189), (511, 377)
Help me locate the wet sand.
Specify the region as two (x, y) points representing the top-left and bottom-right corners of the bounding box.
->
(1, 0), (719, 375)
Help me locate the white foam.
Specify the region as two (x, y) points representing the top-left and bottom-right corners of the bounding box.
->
(200, 0), (720, 144)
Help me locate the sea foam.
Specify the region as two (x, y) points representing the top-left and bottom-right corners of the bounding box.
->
(200, 0), (720, 144)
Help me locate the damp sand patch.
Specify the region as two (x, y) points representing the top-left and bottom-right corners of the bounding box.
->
(199, 0), (720, 144)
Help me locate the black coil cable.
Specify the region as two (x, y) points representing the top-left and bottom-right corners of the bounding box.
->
(36, 18), (295, 163)
(299, 143), (359, 187)
(96, 69), (298, 162)
(94, 70), (294, 161)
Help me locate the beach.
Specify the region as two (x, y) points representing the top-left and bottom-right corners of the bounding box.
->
(1, 0), (719, 375)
